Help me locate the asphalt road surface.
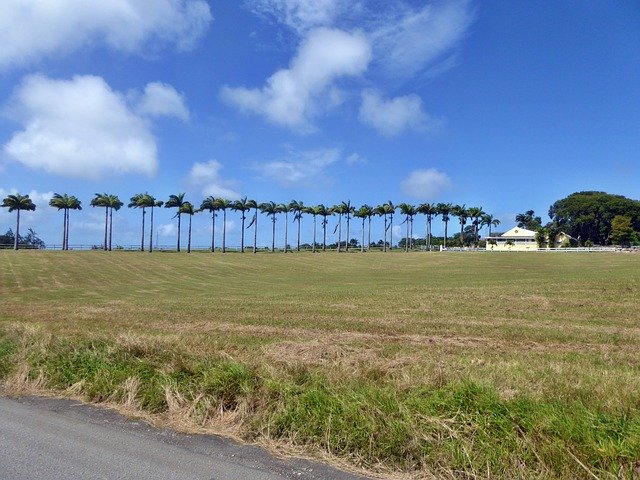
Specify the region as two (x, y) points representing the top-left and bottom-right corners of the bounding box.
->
(0, 396), (370, 480)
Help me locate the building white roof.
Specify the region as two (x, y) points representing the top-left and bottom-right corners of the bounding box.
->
(486, 226), (537, 240)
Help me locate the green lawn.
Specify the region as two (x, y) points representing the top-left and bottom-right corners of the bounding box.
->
(1, 250), (639, 478)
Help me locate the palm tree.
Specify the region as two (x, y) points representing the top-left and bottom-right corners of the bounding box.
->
(437, 202), (453, 248)
(341, 201), (355, 252)
(354, 204), (373, 252)
(165, 193), (187, 252)
(260, 201), (280, 252)
(180, 202), (196, 253)
(278, 203), (289, 252)
(148, 197), (163, 253)
(467, 206), (485, 246)
(200, 196), (219, 252)
(107, 194), (123, 251)
(398, 203), (417, 251)
(305, 206), (319, 253)
(215, 198), (233, 253)
(452, 205), (468, 246)
(314, 204), (331, 251)
(417, 203), (438, 251)
(129, 193), (156, 252)
(246, 199), (259, 253)
(288, 200), (304, 252)
(332, 203), (345, 252)
(374, 203), (392, 252)
(91, 193), (110, 250)
(482, 214), (501, 238)
(232, 196), (253, 252)
(49, 193), (81, 250)
(1, 194), (36, 250)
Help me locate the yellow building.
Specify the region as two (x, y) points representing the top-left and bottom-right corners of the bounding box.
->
(485, 226), (538, 251)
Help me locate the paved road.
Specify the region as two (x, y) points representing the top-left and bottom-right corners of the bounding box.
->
(0, 396), (369, 480)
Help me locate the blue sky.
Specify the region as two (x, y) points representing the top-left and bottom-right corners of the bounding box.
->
(1, 0), (639, 248)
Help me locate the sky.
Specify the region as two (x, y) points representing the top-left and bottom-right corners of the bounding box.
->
(1, 0), (639, 248)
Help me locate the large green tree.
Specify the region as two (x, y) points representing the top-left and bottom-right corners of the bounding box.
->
(1, 194), (36, 250)
(549, 192), (640, 245)
(49, 193), (81, 250)
(515, 210), (542, 230)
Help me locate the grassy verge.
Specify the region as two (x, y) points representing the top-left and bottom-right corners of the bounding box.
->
(1, 251), (640, 478)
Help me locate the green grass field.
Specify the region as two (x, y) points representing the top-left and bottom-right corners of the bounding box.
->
(1, 250), (639, 478)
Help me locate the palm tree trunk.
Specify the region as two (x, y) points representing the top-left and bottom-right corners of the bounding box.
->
(66, 209), (71, 250)
(187, 215), (192, 253)
(361, 218), (365, 252)
(337, 215), (342, 252)
(383, 215), (387, 252)
(312, 216), (317, 253)
(211, 211), (216, 252)
(444, 220), (448, 248)
(14, 208), (20, 250)
(240, 213), (245, 253)
(346, 216), (350, 252)
(296, 215), (301, 252)
(104, 207), (108, 250)
(410, 217), (413, 250)
(149, 206), (154, 253)
(109, 207), (113, 251)
(253, 210), (258, 254)
(405, 216), (409, 252)
(389, 215), (393, 251)
(322, 218), (326, 251)
(176, 213), (181, 252)
(222, 210), (227, 253)
(61, 209), (67, 250)
(141, 208), (146, 252)
(367, 216), (371, 251)
(284, 211), (288, 253)
(271, 216), (276, 252)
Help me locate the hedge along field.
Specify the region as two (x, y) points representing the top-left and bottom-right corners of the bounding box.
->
(0, 250), (639, 478)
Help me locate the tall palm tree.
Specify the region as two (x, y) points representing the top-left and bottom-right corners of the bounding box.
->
(452, 204), (468, 246)
(245, 199), (259, 253)
(129, 193), (154, 252)
(437, 202), (453, 248)
(260, 201), (279, 252)
(314, 204), (331, 251)
(148, 197), (163, 253)
(1, 194), (36, 250)
(482, 214), (501, 238)
(340, 201), (355, 252)
(232, 196), (253, 252)
(398, 203), (417, 252)
(49, 193), (81, 250)
(277, 203), (289, 252)
(200, 196), (219, 252)
(417, 203), (438, 251)
(214, 198), (233, 253)
(354, 204), (373, 252)
(374, 203), (392, 252)
(91, 193), (110, 250)
(180, 202), (196, 253)
(305, 206), (319, 253)
(165, 193), (187, 252)
(105, 194), (123, 251)
(332, 203), (345, 252)
(288, 200), (304, 251)
(467, 206), (485, 246)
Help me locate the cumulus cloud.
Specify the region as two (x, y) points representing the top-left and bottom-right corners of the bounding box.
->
(187, 160), (240, 199)
(136, 82), (189, 120)
(359, 90), (438, 137)
(0, 0), (212, 69)
(220, 27), (371, 131)
(257, 147), (341, 186)
(400, 169), (452, 200)
(3, 74), (188, 180)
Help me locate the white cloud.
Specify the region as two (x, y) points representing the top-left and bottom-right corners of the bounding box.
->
(345, 152), (366, 165)
(249, 0), (347, 33)
(3, 74), (187, 180)
(157, 223), (177, 237)
(258, 147), (341, 186)
(400, 169), (452, 200)
(0, 188), (54, 227)
(220, 27), (371, 131)
(0, 0), (212, 69)
(359, 89), (438, 137)
(136, 82), (189, 121)
(187, 160), (240, 199)
(371, 0), (473, 79)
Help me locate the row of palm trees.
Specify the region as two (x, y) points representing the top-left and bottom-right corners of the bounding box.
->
(1, 192), (501, 252)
